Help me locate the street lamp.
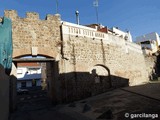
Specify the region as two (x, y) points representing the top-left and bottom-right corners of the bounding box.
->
(75, 10), (80, 25)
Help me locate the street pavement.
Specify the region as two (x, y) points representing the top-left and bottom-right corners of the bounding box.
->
(9, 82), (160, 120)
(9, 90), (91, 120)
(63, 82), (160, 120)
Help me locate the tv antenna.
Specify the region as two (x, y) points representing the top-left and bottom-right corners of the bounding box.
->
(56, 0), (59, 13)
(93, 0), (99, 24)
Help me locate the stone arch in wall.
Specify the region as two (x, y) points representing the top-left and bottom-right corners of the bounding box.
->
(13, 54), (54, 59)
(12, 49), (59, 59)
(91, 64), (111, 75)
(90, 64), (112, 94)
(12, 54), (60, 103)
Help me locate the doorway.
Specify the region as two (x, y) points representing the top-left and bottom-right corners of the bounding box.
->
(12, 55), (59, 111)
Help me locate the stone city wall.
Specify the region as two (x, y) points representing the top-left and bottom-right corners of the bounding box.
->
(3, 10), (149, 103)
(144, 55), (156, 80)
(4, 10), (61, 58)
(4, 10), (62, 103)
(61, 22), (148, 84)
(60, 22), (149, 101)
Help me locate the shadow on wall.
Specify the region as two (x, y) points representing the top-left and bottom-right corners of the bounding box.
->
(0, 64), (17, 120)
(9, 75), (17, 113)
(155, 54), (160, 78)
(149, 53), (160, 80)
(59, 71), (129, 103)
(0, 64), (9, 120)
(46, 62), (129, 103)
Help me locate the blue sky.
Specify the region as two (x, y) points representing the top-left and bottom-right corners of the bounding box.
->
(0, 0), (160, 40)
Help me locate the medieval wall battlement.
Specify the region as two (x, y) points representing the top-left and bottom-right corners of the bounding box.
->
(0, 18), (2, 22)
(4, 10), (61, 58)
(26, 12), (39, 20)
(4, 10), (60, 21)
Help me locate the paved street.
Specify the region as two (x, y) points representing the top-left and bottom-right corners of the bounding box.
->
(9, 90), (91, 120)
(62, 82), (160, 120)
(9, 82), (160, 120)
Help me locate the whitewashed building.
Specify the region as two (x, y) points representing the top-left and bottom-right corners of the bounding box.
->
(111, 27), (133, 42)
(17, 62), (42, 89)
(85, 24), (133, 42)
(136, 32), (160, 54)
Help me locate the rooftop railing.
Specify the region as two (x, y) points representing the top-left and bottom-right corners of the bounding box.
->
(62, 21), (142, 54)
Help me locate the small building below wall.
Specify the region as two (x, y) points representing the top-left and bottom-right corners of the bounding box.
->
(16, 62), (42, 89)
(136, 32), (160, 54)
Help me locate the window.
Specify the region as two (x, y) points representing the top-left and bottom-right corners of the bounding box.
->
(17, 69), (23, 74)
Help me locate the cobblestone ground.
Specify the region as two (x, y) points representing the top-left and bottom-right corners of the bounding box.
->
(9, 83), (160, 120)
(9, 90), (91, 120)
(62, 83), (160, 120)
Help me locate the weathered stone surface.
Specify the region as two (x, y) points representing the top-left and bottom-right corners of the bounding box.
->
(143, 55), (156, 81)
(60, 23), (149, 101)
(4, 10), (149, 102)
(4, 10), (61, 58)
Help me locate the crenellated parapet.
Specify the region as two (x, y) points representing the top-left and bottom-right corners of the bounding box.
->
(4, 10), (61, 22)
(26, 12), (39, 20)
(0, 18), (2, 22)
(3, 10), (62, 59)
(46, 14), (61, 21)
(4, 10), (18, 20)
